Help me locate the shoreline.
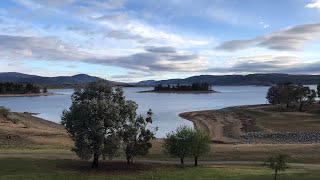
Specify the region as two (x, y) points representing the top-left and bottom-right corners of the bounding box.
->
(0, 92), (59, 97)
(179, 103), (320, 144)
(179, 108), (246, 144)
(138, 90), (219, 94)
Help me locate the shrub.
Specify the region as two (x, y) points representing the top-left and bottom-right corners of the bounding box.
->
(0, 106), (10, 117)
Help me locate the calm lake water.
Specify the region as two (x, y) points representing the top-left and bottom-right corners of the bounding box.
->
(0, 86), (270, 137)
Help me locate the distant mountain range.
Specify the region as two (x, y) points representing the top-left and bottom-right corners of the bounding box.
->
(136, 74), (320, 86)
(1, 72), (320, 88)
(0, 72), (126, 88)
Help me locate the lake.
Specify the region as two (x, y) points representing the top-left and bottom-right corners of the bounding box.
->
(0, 86), (270, 137)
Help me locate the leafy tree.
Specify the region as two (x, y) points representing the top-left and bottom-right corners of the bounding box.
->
(266, 83), (296, 108)
(266, 85), (281, 104)
(267, 154), (289, 180)
(281, 83), (296, 108)
(295, 85), (316, 111)
(62, 81), (134, 168)
(163, 126), (194, 166)
(317, 84), (320, 102)
(190, 130), (211, 166)
(267, 83), (317, 110)
(121, 107), (156, 164)
(102, 132), (122, 160)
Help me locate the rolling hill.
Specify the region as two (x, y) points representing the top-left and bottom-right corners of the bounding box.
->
(0, 72), (126, 88)
(137, 74), (320, 86)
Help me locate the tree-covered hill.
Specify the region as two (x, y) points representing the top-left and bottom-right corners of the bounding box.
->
(137, 74), (320, 86)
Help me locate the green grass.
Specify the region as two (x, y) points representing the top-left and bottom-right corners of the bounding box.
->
(0, 157), (320, 180)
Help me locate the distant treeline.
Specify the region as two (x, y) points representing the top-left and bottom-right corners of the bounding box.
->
(0, 82), (42, 94)
(154, 82), (211, 91)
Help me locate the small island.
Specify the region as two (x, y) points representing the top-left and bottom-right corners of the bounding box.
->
(0, 82), (54, 97)
(139, 82), (218, 93)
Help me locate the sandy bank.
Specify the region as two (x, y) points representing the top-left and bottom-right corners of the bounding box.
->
(179, 109), (252, 143)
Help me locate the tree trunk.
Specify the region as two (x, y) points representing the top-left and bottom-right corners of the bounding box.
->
(299, 102), (303, 112)
(286, 102), (289, 108)
(91, 152), (99, 168)
(180, 157), (184, 167)
(130, 156), (134, 164)
(274, 170), (278, 180)
(126, 155), (131, 164)
(194, 156), (198, 166)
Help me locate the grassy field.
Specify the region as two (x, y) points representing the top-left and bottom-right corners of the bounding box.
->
(1, 105), (320, 179)
(1, 157), (320, 179)
(231, 103), (320, 132)
(146, 140), (320, 164)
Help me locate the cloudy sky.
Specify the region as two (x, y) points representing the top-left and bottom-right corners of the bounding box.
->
(1, 0), (320, 82)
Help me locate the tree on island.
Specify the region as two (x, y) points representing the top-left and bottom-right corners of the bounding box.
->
(61, 80), (155, 168)
(0, 82), (40, 94)
(154, 82), (211, 92)
(267, 154), (289, 180)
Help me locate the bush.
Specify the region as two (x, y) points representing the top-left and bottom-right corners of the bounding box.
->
(0, 106), (10, 117)
(10, 118), (20, 124)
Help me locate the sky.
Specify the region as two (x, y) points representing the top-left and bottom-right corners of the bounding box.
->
(0, 0), (320, 82)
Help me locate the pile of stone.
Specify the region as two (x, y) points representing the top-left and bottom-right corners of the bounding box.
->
(244, 131), (320, 143)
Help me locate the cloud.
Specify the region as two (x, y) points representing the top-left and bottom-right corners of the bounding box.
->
(13, 0), (123, 10)
(144, 46), (176, 53)
(67, 26), (97, 36)
(306, 0), (320, 8)
(67, 65), (77, 69)
(87, 0), (126, 10)
(94, 13), (128, 23)
(94, 51), (206, 72)
(9, 0), (211, 51)
(0, 35), (86, 60)
(0, 34), (207, 73)
(110, 71), (155, 82)
(207, 55), (320, 74)
(106, 30), (147, 42)
(90, 12), (209, 47)
(2, 34), (319, 78)
(217, 23), (320, 51)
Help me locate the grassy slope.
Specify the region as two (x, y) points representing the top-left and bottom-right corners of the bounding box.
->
(230, 103), (320, 132)
(0, 112), (72, 151)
